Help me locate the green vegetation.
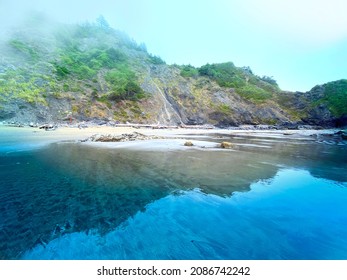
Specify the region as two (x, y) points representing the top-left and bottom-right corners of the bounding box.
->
(197, 62), (276, 103)
(9, 39), (39, 61)
(216, 104), (233, 115)
(1, 18), (149, 105)
(237, 85), (273, 103)
(53, 46), (127, 80)
(105, 64), (145, 101)
(148, 54), (165, 65)
(319, 80), (347, 117)
(180, 65), (199, 78)
(0, 70), (48, 104)
(199, 62), (246, 88)
(48, 20), (147, 102)
(259, 75), (278, 86)
(1, 13), (344, 126)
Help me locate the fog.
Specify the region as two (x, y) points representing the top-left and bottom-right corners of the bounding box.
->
(0, 0), (110, 37)
(0, 0), (346, 90)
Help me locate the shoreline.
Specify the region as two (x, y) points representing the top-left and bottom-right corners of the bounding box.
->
(1, 123), (346, 152)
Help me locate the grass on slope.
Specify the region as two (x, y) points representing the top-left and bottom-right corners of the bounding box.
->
(320, 79), (347, 117)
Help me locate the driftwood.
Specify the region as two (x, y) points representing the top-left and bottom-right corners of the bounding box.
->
(39, 124), (56, 131)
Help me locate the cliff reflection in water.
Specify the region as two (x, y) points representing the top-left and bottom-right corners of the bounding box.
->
(0, 134), (346, 259)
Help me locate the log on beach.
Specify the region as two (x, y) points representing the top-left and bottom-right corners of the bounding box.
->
(39, 124), (56, 131)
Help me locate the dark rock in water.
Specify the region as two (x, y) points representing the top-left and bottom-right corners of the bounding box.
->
(54, 224), (62, 234)
(336, 130), (347, 140)
(313, 130), (347, 145)
(65, 221), (72, 230)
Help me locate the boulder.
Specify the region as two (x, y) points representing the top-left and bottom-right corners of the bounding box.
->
(184, 141), (194, 146)
(82, 132), (164, 142)
(336, 130), (347, 140)
(220, 141), (233, 148)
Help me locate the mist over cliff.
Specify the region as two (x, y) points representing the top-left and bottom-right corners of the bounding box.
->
(0, 14), (346, 127)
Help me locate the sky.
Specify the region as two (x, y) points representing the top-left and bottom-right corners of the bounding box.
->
(1, 0), (346, 91)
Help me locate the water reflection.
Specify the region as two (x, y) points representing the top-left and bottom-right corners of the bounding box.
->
(22, 169), (347, 260)
(0, 134), (346, 259)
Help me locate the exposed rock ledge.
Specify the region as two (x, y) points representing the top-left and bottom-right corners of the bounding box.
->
(81, 132), (165, 142)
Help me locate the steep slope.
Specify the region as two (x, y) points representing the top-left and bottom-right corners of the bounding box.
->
(0, 15), (346, 127)
(276, 79), (347, 127)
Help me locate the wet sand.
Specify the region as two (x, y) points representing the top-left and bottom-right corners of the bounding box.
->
(0, 124), (340, 151)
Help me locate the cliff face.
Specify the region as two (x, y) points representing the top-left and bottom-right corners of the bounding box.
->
(138, 64), (292, 126)
(0, 17), (346, 127)
(275, 80), (347, 127)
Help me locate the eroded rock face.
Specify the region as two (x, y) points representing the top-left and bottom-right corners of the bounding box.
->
(0, 109), (16, 120)
(0, 16), (345, 128)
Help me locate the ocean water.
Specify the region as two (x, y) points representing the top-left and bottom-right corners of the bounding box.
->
(0, 127), (347, 259)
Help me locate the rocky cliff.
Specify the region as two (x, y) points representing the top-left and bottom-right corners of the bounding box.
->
(0, 16), (346, 127)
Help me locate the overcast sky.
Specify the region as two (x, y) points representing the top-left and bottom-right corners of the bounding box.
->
(1, 0), (346, 91)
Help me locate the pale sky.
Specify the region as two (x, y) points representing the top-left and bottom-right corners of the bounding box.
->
(1, 0), (346, 91)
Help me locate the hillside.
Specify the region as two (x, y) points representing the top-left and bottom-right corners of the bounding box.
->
(0, 15), (346, 127)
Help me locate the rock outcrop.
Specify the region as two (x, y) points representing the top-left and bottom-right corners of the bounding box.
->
(220, 142), (234, 149)
(81, 132), (164, 142)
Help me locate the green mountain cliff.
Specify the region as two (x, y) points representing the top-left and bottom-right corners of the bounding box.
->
(0, 15), (346, 127)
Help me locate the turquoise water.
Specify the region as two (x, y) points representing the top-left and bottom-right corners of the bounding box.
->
(0, 127), (347, 259)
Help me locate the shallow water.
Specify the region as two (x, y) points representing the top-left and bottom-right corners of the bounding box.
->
(0, 127), (347, 259)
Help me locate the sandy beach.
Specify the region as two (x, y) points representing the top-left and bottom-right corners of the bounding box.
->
(1, 124), (341, 141)
(0, 124), (343, 154)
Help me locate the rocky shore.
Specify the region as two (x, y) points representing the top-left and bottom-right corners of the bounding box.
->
(0, 118), (338, 131)
(1, 121), (346, 149)
(81, 132), (165, 142)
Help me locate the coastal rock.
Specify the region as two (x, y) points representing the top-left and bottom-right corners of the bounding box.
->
(29, 122), (38, 127)
(336, 130), (347, 140)
(82, 132), (164, 142)
(220, 141), (233, 149)
(184, 141), (194, 146)
(313, 130), (347, 145)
